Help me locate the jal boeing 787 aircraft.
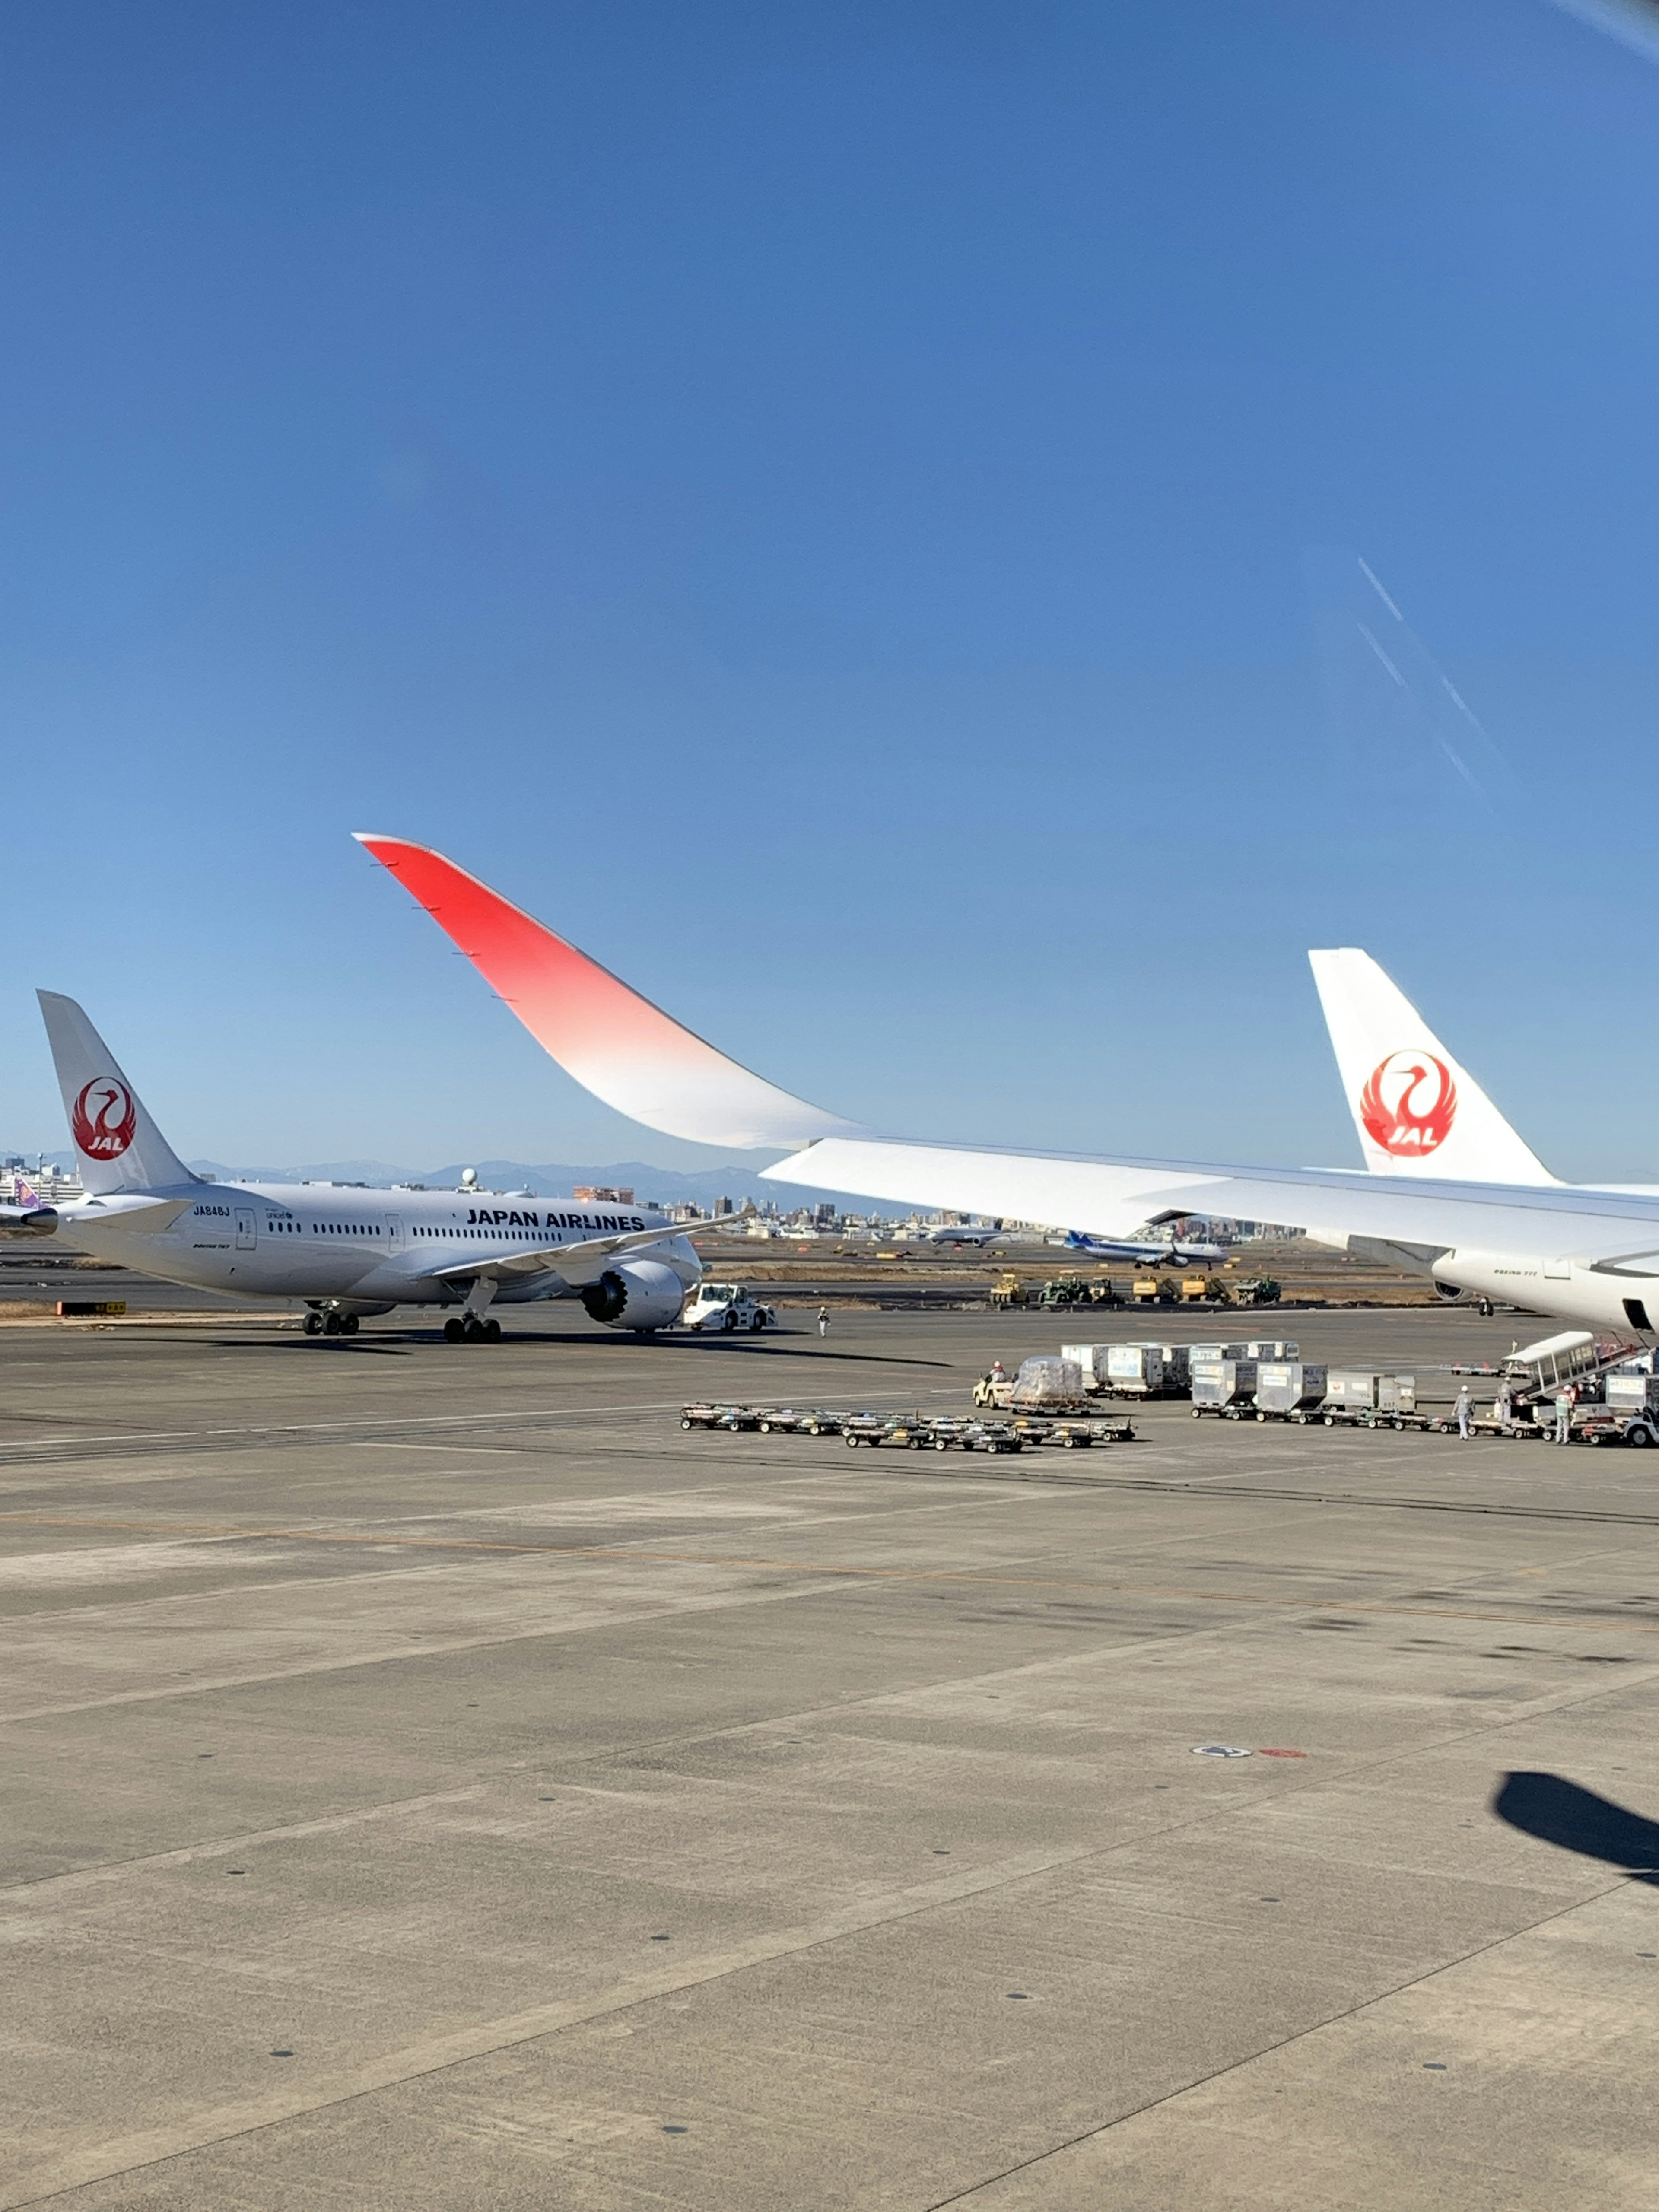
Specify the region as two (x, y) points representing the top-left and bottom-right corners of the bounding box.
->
(0, 993), (701, 1341)
(358, 833), (1659, 1344)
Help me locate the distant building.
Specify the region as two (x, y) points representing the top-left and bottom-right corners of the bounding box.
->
(0, 1159), (82, 1206)
(715, 1197), (735, 1217)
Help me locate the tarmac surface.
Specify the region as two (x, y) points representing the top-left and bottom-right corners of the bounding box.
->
(4, 1302), (1658, 2210)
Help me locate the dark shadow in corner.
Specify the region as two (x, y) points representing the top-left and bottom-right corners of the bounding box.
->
(1493, 1771), (1659, 1881)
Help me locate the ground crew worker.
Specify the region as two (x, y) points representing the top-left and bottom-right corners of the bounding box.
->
(1495, 1381), (1513, 1434)
(1455, 1384), (1472, 1440)
(1555, 1387), (1574, 1445)
(989, 1360), (1007, 1385)
(817, 1306), (830, 1338)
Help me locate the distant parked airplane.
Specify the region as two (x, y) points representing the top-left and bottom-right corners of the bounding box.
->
(0, 994), (701, 1342)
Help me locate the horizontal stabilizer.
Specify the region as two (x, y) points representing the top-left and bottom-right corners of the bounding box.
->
(356, 836), (861, 1150)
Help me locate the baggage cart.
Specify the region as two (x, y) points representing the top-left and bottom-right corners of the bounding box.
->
(843, 1412), (930, 1449)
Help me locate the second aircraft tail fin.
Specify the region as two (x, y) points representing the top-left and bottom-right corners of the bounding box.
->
(1308, 949), (1556, 1185)
(37, 993), (201, 1195)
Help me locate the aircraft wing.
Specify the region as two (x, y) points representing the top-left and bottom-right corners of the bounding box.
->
(356, 835), (862, 1150)
(422, 1221), (694, 1289)
(358, 837), (1659, 1279)
(761, 1138), (1659, 1273)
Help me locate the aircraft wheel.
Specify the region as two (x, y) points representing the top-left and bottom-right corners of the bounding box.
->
(444, 1318), (465, 1344)
(324, 1312), (342, 1336)
(341, 1313), (359, 1335)
(302, 1310), (324, 1336)
(483, 1318), (501, 1342)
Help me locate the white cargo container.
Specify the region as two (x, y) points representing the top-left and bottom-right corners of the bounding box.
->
(1253, 1361), (1328, 1417)
(1103, 1343), (1166, 1395)
(1606, 1373), (1659, 1414)
(1322, 1368), (1379, 1412)
(1191, 1357), (1258, 1414)
(1189, 1341), (1249, 1364)
(1245, 1338), (1300, 1360)
(1061, 1344), (1112, 1391)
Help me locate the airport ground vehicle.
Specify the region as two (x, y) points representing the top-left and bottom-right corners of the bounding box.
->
(1036, 1275), (1121, 1309)
(361, 836), (1659, 1348)
(1131, 1277), (1179, 1305)
(681, 1281), (779, 1332)
(1227, 1277), (1281, 1306)
(989, 1273), (1027, 1309)
(0, 994), (702, 1345)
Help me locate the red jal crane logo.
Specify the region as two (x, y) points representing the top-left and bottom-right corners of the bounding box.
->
(1359, 1052), (1458, 1158)
(71, 1078), (137, 1160)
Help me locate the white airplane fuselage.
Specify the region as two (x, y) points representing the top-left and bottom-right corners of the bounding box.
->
(52, 1184), (699, 1314)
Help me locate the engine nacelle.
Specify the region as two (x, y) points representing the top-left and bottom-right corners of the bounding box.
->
(580, 1259), (687, 1333)
(0, 1207), (58, 1239)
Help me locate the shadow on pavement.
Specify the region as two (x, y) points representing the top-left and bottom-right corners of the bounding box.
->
(1493, 1771), (1659, 1880)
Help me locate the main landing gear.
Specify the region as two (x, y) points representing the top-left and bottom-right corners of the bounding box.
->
(444, 1316), (502, 1344)
(303, 1309), (359, 1337)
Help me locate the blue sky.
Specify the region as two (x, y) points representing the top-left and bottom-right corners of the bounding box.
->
(3, 0), (1658, 1182)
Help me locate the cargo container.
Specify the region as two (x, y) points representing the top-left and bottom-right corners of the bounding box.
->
(1322, 1367), (1379, 1414)
(1061, 1343), (1112, 1391)
(1008, 1356), (1087, 1408)
(1098, 1343), (1191, 1398)
(1245, 1338), (1300, 1360)
(1252, 1362), (1328, 1419)
(1191, 1357), (1258, 1416)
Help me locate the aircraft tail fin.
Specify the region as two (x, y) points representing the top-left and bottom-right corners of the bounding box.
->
(36, 993), (200, 1195)
(1307, 949), (1556, 1185)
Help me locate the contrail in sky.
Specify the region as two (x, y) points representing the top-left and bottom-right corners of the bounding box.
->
(1546, 0), (1659, 64)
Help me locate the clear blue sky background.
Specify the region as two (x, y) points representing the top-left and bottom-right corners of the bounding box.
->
(3, 0), (1657, 1180)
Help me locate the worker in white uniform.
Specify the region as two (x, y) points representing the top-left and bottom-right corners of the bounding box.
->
(1455, 1384), (1472, 1440)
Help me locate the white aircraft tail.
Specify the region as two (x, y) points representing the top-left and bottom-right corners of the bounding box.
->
(1308, 949), (1556, 1185)
(37, 992), (200, 1195)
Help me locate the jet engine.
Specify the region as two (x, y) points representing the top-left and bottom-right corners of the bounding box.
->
(0, 1207), (58, 1239)
(579, 1258), (688, 1333)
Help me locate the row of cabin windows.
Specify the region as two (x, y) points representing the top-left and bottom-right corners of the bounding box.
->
(263, 1221), (554, 1242)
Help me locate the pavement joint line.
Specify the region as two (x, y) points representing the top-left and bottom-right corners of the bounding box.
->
(9, 1601), (1648, 1908)
(2, 1747), (1643, 2211)
(0, 1787), (491, 1900)
(2, 1516), (1658, 1642)
(0, 1842), (1103, 2208)
(916, 1870), (1649, 2211)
